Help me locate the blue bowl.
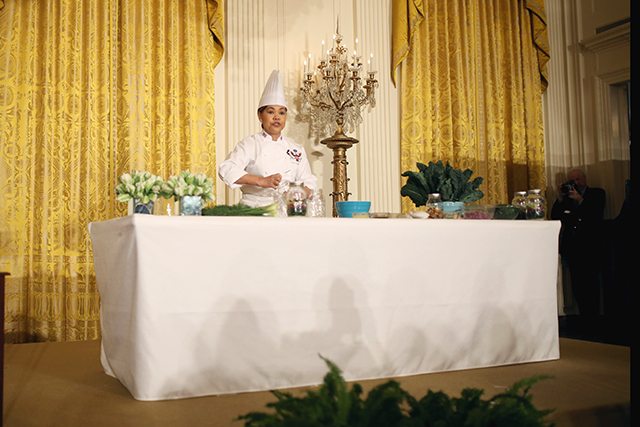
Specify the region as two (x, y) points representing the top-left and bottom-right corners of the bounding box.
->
(336, 201), (371, 218)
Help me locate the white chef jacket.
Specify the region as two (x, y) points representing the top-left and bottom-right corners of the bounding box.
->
(218, 131), (318, 207)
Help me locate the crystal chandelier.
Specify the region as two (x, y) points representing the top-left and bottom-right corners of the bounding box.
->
(300, 31), (378, 138)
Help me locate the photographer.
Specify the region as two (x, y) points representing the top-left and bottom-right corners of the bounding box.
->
(551, 168), (606, 319)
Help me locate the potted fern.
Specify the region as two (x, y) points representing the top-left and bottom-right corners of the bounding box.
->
(237, 357), (554, 426)
(401, 160), (484, 217)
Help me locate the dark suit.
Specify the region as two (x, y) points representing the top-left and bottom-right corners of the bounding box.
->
(551, 186), (606, 316)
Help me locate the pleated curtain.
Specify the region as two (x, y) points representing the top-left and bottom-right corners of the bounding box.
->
(392, 0), (549, 211)
(0, 0), (224, 342)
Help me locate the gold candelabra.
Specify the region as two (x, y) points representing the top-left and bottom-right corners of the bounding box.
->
(300, 25), (378, 217)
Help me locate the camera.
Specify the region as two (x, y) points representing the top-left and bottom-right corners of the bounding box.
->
(561, 180), (576, 195)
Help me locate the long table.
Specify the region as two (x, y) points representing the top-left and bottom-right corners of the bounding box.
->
(89, 215), (561, 401)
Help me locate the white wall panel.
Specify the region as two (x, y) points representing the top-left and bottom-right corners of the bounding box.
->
(354, 0), (400, 213)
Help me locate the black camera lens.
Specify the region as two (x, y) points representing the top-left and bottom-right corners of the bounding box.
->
(561, 181), (575, 194)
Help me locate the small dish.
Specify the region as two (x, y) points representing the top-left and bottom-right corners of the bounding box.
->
(370, 212), (390, 218)
(352, 212), (370, 218)
(409, 211), (429, 219)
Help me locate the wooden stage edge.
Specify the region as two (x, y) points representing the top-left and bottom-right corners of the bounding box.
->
(3, 338), (630, 427)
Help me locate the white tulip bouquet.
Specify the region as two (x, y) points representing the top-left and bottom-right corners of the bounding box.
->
(115, 171), (165, 204)
(161, 170), (214, 201)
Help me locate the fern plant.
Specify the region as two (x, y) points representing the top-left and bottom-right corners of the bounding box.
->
(401, 160), (484, 206)
(237, 357), (554, 427)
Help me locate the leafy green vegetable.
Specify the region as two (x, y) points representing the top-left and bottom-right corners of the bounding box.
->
(201, 203), (277, 216)
(401, 160), (484, 205)
(237, 357), (554, 427)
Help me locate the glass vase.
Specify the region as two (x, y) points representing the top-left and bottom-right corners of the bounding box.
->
(179, 195), (203, 216)
(130, 199), (154, 215)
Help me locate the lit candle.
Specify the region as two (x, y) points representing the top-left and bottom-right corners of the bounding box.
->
(369, 53), (374, 71)
(321, 40), (325, 60)
(303, 59), (308, 74)
(351, 50), (359, 68)
(308, 53), (312, 72)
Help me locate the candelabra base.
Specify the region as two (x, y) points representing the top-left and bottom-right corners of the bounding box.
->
(321, 132), (359, 217)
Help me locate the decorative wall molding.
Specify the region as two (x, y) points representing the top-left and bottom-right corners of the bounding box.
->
(580, 22), (629, 52)
(597, 68), (630, 85)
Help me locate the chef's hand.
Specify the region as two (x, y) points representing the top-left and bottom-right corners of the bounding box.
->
(259, 173), (283, 189)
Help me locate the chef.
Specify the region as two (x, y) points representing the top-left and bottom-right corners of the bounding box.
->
(218, 70), (317, 207)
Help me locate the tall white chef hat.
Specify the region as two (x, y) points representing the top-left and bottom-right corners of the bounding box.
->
(257, 69), (287, 110)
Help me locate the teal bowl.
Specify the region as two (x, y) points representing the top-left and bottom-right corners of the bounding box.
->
(440, 201), (465, 219)
(336, 201), (371, 218)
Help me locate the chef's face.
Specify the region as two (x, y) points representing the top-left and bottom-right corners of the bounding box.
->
(258, 105), (287, 140)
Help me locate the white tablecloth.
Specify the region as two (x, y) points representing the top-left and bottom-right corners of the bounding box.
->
(89, 215), (561, 401)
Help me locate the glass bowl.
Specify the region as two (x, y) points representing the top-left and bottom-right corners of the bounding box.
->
(493, 204), (521, 220)
(463, 204), (495, 219)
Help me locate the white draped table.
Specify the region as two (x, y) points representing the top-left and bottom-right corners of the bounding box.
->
(89, 215), (561, 401)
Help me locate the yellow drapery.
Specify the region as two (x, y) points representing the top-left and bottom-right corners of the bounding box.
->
(392, 0), (549, 212)
(0, 0), (224, 342)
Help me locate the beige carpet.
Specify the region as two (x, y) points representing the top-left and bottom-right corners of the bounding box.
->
(3, 338), (630, 427)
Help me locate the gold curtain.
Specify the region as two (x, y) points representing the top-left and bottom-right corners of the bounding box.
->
(0, 0), (224, 342)
(392, 0), (549, 212)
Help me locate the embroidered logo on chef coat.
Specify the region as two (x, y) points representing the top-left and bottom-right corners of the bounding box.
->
(286, 148), (302, 162)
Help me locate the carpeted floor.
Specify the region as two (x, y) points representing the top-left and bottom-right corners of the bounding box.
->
(2, 337), (630, 427)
